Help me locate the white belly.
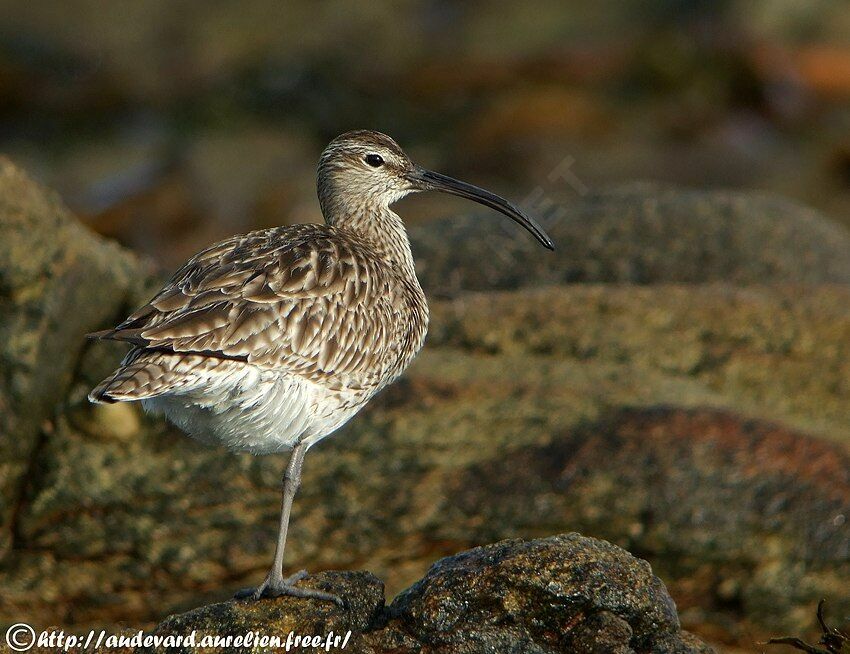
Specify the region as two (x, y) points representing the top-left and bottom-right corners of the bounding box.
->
(142, 365), (366, 455)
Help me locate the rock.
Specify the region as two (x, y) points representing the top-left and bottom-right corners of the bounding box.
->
(378, 534), (712, 654)
(428, 284), (850, 444)
(134, 535), (713, 654)
(0, 157), (148, 562)
(441, 407), (850, 644)
(409, 184), (850, 296)
(138, 571), (384, 654)
(2, 170), (849, 651)
(4, 280), (850, 649)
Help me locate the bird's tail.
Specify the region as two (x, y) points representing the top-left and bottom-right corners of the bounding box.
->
(88, 349), (202, 404)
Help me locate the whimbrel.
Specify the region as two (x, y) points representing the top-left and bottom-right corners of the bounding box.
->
(88, 130), (554, 603)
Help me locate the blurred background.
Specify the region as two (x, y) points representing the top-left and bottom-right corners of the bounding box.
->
(1, 0), (849, 265)
(1, 2), (849, 653)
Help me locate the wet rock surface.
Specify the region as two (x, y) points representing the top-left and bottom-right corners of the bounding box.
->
(133, 535), (713, 654)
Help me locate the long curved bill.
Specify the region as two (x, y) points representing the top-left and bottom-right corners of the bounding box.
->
(408, 167), (555, 250)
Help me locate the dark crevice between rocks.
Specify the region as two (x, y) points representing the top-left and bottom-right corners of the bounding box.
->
(7, 420), (51, 554)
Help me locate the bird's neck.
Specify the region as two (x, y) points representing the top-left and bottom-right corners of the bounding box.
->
(328, 205), (417, 276)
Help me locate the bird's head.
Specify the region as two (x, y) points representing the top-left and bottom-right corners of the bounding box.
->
(317, 130), (554, 250)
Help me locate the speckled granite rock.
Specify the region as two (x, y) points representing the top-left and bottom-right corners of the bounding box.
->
(133, 535), (713, 654)
(410, 183), (850, 295)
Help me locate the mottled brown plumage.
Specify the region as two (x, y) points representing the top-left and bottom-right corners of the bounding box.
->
(92, 224), (426, 395)
(88, 130), (553, 603)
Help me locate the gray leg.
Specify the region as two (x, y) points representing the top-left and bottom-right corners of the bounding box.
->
(234, 440), (342, 606)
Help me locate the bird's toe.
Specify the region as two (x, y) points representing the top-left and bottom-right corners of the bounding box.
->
(234, 571), (343, 606)
(233, 586), (262, 600)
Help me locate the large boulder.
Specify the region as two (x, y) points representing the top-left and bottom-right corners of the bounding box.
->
(442, 407), (850, 642)
(428, 284), (850, 443)
(410, 183), (850, 295)
(0, 158), (147, 562)
(135, 535), (713, 654)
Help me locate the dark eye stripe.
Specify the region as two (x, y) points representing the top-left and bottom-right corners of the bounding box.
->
(365, 154), (384, 167)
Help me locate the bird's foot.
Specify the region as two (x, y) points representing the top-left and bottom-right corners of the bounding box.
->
(234, 569), (344, 607)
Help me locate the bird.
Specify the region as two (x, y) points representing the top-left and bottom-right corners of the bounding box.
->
(87, 130), (554, 604)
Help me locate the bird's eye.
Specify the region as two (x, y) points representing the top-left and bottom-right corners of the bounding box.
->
(365, 154), (384, 168)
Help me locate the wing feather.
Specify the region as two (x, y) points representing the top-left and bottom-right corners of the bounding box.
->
(91, 225), (406, 386)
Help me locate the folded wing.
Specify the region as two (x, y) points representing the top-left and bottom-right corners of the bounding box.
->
(91, 225), (404, 391)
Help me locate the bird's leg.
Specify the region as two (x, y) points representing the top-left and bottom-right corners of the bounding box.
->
(235, 441), (342, 606)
